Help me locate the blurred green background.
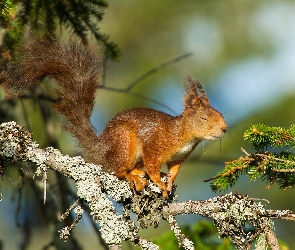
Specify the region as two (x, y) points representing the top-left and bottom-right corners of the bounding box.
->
(1, 0), (295, 249)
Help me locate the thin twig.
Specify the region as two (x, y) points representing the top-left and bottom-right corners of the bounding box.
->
(256, 153), (295, 172)
(256, 153), (295, 165)
(241, 147), (250, 156)
(272, 168), (295, 172)
(125, 52), (193, 91)
(163, 215), (194, 250)
(101, 86), (177, 114)
(265, 230), (280, 250)
(99, 52), (193, 114)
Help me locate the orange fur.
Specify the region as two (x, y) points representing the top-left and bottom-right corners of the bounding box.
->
(1, 38), (227, 198)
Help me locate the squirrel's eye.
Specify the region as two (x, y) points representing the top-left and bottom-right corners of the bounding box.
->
(200, 116), (208, 121)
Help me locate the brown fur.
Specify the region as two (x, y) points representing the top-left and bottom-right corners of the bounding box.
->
(1, 38), (227, 198)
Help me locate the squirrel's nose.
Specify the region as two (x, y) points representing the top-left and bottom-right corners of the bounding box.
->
(221, 125), (227, 134)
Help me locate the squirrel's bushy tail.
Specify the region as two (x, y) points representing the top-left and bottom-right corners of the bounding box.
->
(1, 38), (101, 161)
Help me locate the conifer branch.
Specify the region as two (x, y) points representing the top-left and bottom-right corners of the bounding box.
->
(207, 124), (295, 192)
(0, 0), (120, 59)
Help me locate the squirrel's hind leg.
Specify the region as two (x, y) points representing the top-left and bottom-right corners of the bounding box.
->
(101, 122), (147, 192)
(126, 165), (148, 191)
(115, 166), (148, 192)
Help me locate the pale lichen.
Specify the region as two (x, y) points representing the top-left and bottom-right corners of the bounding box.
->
(255, 233), (268, 250)
(100, 171), (132, 201)
(0, 121), (38, 160)
(138, 238), (159, 250)
(165, 215), (194, 249)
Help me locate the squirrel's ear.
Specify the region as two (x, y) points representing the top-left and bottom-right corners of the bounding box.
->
(183, 75), (210, 107)
(183, 75), (199, 114)
(195, 80), (210, 106)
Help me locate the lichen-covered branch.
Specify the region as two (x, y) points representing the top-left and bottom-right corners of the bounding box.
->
(162, 192), (295, 249)
(0, 121), (158, 249)
(1, 121), (295, 250)
(163, 215), (194, 250)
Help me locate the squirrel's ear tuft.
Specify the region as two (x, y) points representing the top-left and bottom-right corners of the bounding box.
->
(183, 75), (210, 109)
(183, 75), (199, 114)
(195, 80), (210, 106)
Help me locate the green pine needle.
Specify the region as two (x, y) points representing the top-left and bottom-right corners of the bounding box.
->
(208, 124), (295, 192)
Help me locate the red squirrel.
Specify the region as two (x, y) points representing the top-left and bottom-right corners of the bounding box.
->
(1, 38), (227, 198)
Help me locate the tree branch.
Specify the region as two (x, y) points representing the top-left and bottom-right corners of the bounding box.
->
(1, 121), (294, 249)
